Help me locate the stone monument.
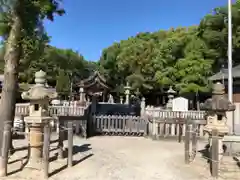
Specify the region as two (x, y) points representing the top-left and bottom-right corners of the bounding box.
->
(172, 97), (188, 111)
(120, 96), (123, 104)
(201, 82), (235, 159)
(108, 94), (114, 103)
(22, 70), (57, 168)
(124, 82), (131, 104)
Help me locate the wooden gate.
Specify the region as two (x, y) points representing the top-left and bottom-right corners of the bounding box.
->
(93, 115), (147, 136)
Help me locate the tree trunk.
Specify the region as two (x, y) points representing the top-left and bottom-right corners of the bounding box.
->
(0, 1), (22, 155)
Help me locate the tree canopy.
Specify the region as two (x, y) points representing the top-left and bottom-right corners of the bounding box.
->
(0, 1), (239, 100)
(98, 2), (240, 97)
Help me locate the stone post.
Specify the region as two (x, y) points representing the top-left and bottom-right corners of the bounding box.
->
(21, 70), (58, 168)
(140, 97), (146, 116)
(120, 96), (123, 104)
(124, 82), (131, 104)
(79, 87), (85, 103)
(79, 81), (86, 104)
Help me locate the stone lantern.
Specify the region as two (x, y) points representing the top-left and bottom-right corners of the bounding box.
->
(21, 70), (58, 168)
(201, 82), (235, 159)
(166, 86), (176, 110)
(79, 81), (86, 104)
(120, 96), (123, 104)
(124, 82), (131, 104)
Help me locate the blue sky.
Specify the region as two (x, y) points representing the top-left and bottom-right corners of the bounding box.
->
(44, 0), (229, 61)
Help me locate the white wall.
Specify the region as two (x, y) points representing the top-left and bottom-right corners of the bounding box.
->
(227, 103), (240, 135)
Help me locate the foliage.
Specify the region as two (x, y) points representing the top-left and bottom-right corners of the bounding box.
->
(99, 2), (240, 97)
(56, 69), (70, 99)
(0, 0), (66, 84)
(0, 1), (239, 101)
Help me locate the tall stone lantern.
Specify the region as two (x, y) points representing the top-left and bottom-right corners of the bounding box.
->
(124, 82), (131, 104)
(166, 86), (176, 110)
(21, 70), (57, 168)
(201, 82), (235, 159)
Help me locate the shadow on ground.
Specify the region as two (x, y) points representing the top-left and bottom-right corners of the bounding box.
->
(49, 143), (92, 162)
(49, 153), (93, 177)
(49, 143), (93, 177)
(7, 140), (93, 177)
(7, 147), (30, 176)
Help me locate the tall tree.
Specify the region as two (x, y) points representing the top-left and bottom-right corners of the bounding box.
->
(0, 0), (64, 157)
(56, 70), (70, 99)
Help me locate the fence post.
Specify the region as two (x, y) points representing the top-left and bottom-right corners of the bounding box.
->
(192, 122), (197, 158)
(184, 119), (191, 164)
(43, 123), (50, 179)
(144, 116), (148, 137)
(211, 129), (219, 178)
(57, 118), (64, 159)
(56, 117), (59, 133)
(178, 118), (184, 143)
(0, 121), (11, 177)
(68, 121), (73, 168)
(152, 119), (157, 140)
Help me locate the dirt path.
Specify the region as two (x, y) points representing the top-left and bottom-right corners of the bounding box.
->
(2, 136), (235, 180)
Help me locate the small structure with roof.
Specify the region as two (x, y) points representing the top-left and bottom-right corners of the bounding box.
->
(77, 71), (111, 103)
(209, 64), (240, 102)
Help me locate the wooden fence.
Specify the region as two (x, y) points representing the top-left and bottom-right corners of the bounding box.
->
(146, 111), (206, 140)
(93, 115), (146, 136)
(58, 116), (87, 138)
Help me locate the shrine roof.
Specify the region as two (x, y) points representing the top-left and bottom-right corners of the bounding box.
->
(77, 71), (110, 89)
(209, 64), (240, 81)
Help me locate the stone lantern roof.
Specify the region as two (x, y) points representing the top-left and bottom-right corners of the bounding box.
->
(201, 82), (235, 112)
(21, 70), (58, 100)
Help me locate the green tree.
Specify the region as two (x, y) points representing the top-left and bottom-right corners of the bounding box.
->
(56, 70), (70, 99)
(0, 0), (65, 157)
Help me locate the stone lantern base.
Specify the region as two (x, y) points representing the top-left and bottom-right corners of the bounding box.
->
(203, 125), (228, 162)
(24, 116), (52, 169)
(203, 125), (229, 136)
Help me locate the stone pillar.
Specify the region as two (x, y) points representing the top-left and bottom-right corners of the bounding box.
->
(79, 87), (85, 103)
(141, 97), (146, 116)
(124, 82), (131, 104)
(28, 123), (44, 163)
(120, 96), (123, 104)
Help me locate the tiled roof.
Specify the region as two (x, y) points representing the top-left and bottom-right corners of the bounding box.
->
(209, 65), (240, 81)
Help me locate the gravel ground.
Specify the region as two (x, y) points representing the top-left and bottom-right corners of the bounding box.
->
(2, 136), (240, 180)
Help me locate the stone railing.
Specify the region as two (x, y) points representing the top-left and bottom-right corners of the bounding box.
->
(15, 103), (88, 116)
(15, 103), (206, 119)
(145, 107), (205, 120)
(49, 105), (86, 116)
(15, 103), (29, 116)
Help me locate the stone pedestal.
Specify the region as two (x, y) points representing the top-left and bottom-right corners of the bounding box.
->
(25, 118), (51, 169)
(26, 123), (44, 168)
(29, 124), (44, 159)
(207, 133), (224, 161)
